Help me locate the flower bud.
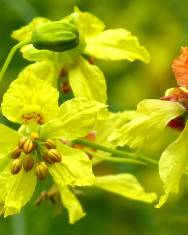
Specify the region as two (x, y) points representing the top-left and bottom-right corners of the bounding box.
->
(11, 147), (22, 159)
(46, 149), (62, 163)
(45, 139), (56, 149)
(35, 162), (48, 180)
(31, 20), (79, 52)
(31, 132), (39, 141)
(43, 154), (54, 164)
(23, 139), (35, 154)
(23, 156), (34, 172)
(11, 159), (22, 175)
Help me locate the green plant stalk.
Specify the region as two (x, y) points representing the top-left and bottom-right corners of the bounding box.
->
(84, 148), (146, 166)
(74, 139), (158, 167)
(0, 39), (30, 83)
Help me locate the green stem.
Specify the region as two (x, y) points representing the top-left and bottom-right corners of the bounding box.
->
(74, 139), (158, 167)
(84, 148), (146, 166)
(0, 40), (30, 83)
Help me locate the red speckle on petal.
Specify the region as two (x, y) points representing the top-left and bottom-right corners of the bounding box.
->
(167, 116), (185, 132)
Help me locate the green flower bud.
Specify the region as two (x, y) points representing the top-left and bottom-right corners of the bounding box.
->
(22, 139), (35, 154)
(11, 159), (22, 175)
(35, 162), (48, 180)
(45, 139), (56, 149)
(11, 147), (22, 159)
(46, 149), (62, 163)
(23, 156), (34, 172)
(31, 20), (79, 52)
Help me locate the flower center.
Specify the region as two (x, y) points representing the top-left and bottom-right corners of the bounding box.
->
(10, 132), (61, 180)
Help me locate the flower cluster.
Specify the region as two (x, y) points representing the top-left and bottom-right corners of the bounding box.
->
(0, 7), (159, 224)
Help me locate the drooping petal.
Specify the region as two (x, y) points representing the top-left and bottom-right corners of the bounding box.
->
(0, 124), (20, 159)
(156, 122), (188, 208)
(95, 174), (157, 203)
(69, 57), (107, 103)
(109, 99), (185, 148)
(49, 143), (95, 187)
(11, 17), (50, 41)
(58, 186), (86, 224)
(85, 29), (150, 63)
(172, 47), (188, 87)
(4, 168), (37, 217)
(2, 71), (59, 124)
(70, 7), (105, 37)
(40, 98), (106, 140)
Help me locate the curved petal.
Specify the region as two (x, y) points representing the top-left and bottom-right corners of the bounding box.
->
(69, 57), (107, 103)
(4, 168), (37, 217)
(109, 99), (185, 148)
(70, 7), (105, 37)
(2, 71), (59, 124)
(49, 143), (94, 187)
(58, 186), (85, 224)
(85, 29), (150, 63)
(0, 124), (20, 159)
(156, 122), (188, 208)
(40, 98), (106, 140)
(11, 17), (50, 41)
(95, 174), (157, 203)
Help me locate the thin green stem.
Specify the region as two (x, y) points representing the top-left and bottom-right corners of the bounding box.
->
(74, 139), (158, 167)
(84, 148), (146, 166)
(0, 40), (30, 83)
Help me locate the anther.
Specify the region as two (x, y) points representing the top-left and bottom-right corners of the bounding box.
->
(46, 149), (62, 163)
(35, 162), (48, 180)
(45, 139), (56, 149)
(11, 159), (22, 175)
(11, 147), (22, 159)
(23, 138), (35, 154)
(23, 156), (35, 172)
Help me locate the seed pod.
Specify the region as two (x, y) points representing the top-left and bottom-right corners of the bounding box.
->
(18, 137), (27, 148)
(11, 159), (22, 175)
(23, 156), (34, 172)
(31, 20), (79, 52)
(45, 139), (56, 149)
(11, 147), (22, 159)
(23, 139), (35, 154)
(47, 149), (62, 163)
(35, 162), (48, 180)
(31, 132), (39, 141)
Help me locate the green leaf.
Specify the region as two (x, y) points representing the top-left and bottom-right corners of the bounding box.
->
(4, 168), (37, 217)
(69, 57), (107, 103)
(2, 71), (59, 124)
(95, 174), (157, 203)
(58, 186), (86, 224)
(156, 122), (188, 208)
(49, 143), (95, 186)
(85, 29), (150, 63)
(40, 98), (106, 140)
(109, 99), (185, 148)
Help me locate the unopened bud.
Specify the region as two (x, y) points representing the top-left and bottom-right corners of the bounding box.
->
(23, 156), (34, 172)
(43, 154), (54, 164)
(31, 132), (39, 141)
(11, 159), (22, 175)
(23, 139), (35, 154)
(35, 162), (48, 180)
(47, 149), (62, 163)
(11, 147), (22, 159)
(45, 139), (56, 149)
(31, 20), (79, 52)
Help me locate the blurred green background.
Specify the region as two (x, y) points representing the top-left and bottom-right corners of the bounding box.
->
(1, 0), (188, 234)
